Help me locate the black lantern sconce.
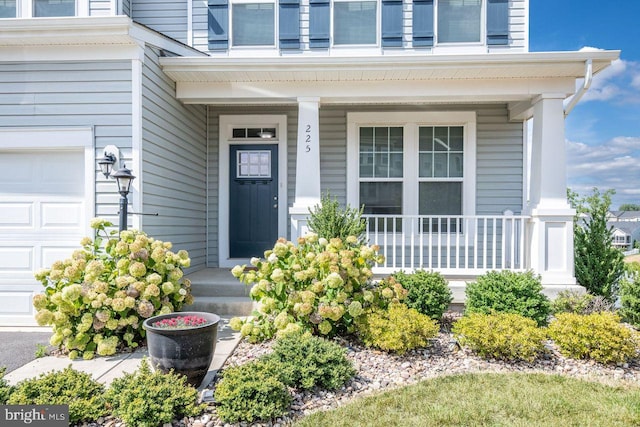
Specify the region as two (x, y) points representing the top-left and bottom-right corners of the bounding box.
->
(98, 147), (136, 233)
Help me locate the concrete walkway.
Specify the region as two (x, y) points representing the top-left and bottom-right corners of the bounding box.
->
(3, 317), (242, 390)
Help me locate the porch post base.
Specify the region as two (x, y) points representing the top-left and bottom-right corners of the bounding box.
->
(289, 206), (313, 241)
(527, 208), (577, 287)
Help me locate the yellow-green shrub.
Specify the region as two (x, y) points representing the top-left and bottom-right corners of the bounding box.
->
(548, 312), (639, 364)
(452, 312), (546, 362)
(355, 303), (439, 354)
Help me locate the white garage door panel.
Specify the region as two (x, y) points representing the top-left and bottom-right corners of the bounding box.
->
(0, 203), (33, 228)
(0, 292), (33, 314)
(41, 202), (84, 229)
(0, 247), (33, 273)
(0, 147), (87, 326)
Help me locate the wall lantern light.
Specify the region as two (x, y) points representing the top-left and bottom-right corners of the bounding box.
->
(98, 146), (136, 233)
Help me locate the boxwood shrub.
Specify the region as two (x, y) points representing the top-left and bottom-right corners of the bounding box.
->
(392, 270), (453, 321)
(464, 270), (551, 326)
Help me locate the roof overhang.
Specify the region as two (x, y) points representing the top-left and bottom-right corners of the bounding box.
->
(0, 16), (205, 58)
(160, 50), (620, 106)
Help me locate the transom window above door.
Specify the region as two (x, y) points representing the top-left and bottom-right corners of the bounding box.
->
(232, 127), (277, 139)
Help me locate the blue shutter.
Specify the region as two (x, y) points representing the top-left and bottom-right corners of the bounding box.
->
(309, 0), (330, 48)
(208, 0), (228, 50)
(412, 0), (433, 47)
(279, 0), (300, 49)
(382, 0), (403, 47)
(487, 0), (509, 45)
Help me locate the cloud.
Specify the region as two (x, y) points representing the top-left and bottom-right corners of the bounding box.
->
(567, 136), (640, 207)
(570, 50), (640, 104)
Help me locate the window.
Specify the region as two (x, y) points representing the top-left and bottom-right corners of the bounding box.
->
(438, 0), (482, 43)
(232, 1), (275, 46)
(33, 0), (75, 16)
(0, 0), (16, 17)
(333, 0), (377, 45)
(348, 112), (476, 232)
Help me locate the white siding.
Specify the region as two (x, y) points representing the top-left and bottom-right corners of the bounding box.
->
(133, 0), (188, 43)
(90, 0), (113, 16)
(0, 60), (133, 225)
(140, 46), (208, 269)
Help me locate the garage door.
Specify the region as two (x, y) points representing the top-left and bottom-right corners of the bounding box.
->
(0, 150), (86, 326)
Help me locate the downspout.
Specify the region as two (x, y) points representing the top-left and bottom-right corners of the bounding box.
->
(564, 59), (593, 117)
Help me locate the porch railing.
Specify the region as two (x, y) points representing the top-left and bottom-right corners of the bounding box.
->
(363, 214), (530, 275)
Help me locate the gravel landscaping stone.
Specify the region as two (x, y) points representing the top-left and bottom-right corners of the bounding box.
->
(77, 313), (640, 427)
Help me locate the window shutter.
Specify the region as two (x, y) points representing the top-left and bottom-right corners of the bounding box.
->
(309, 0), (330, 48)
(279, 0), (300, 49)
(382, 0), (403, 47)
(412, 0), (433, 47)
(487, 0), (509, 45)
(208, 0), (229, 50)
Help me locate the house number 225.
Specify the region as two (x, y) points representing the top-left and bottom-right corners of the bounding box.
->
(305, 125), (311, 152)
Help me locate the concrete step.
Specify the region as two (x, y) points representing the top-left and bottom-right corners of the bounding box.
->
(190, 282), (250, 298)
(183, 296), (254, 317)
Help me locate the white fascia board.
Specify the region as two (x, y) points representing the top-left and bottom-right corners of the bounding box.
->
(175, 78), (576, 104)
(161, 50), (620, 80)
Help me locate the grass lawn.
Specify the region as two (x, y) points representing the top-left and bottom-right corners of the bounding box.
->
(294, 373), (640, 427)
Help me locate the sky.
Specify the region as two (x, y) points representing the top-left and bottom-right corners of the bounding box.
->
(529, 1), (640, 209)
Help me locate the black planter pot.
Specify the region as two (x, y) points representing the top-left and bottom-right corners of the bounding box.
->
(143, 311), (220, 387)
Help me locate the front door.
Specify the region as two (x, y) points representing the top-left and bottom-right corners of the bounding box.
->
(229, 144), (279, 258)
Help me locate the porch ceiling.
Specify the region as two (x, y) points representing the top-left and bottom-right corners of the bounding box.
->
(160, 50), (619, 105)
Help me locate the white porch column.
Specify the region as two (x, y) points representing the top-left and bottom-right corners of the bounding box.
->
(527, 94), (576, 286)
(289, 97), (321, 240)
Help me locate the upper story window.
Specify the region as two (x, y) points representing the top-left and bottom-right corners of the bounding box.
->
(437, 0), (482, 43)
(0, 0), (16, 17)
(0, 0), (75, 17)
(333, 0), (377, 46)
(231, 1), (275, 47)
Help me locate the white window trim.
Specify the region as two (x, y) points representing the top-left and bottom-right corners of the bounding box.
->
(434, 0), (486, 49)
(331, 0), (380, 49)
(218, 115), (288, 268)
(347, 111), (476, 219)
(16, 0), (87, 18)
(230, 0), (278, 51)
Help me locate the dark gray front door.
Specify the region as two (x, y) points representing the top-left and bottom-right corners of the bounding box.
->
(229, 144), (278, 258)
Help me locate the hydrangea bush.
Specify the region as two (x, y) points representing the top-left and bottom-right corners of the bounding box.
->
(33, 218), (193, 359)
(229, 233), (394, 341)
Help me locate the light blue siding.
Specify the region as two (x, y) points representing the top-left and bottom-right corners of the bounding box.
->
(140, 45), (208, 269)
(133, 0), (188, 43)
(0, 60), (133, 223)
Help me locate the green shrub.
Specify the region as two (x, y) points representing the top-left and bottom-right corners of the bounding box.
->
(452, 312), (547, 362)
(106, 358), (205, 427)
(33, 218), (193, 359)
(548, 312), (639, 365)
(230, 234), (392, 341)
(7, 366), (106, 423)
(620, 267), (640, 328)
(464, 270), (551, 326)
(355, 303), (439, 354)
(307, 193), (366, 243)
(214, 360), (292, 423)
(264, 332), (356, 390)
(392, 270), (452, 320)
(0, 367), (13, 404)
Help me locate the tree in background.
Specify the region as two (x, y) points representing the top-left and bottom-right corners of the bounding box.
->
(619, 203), (640, 211)
(569, 188), (625, 302)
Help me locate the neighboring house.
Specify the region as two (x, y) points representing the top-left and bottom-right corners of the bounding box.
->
(607, 211), (640, 251)
(0, 0), (619, 325)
